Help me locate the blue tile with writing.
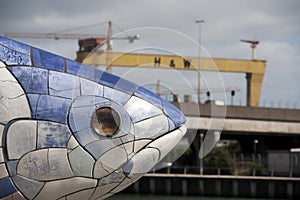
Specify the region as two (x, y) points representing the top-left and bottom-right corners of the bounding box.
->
(36, 95), (71, 124)
(0, 36), (31, 66)
(37, 121), (71, 148)
(8, 66), (48, 94)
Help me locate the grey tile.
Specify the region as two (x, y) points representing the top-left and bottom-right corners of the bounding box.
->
(34, 177), (97, 200)
(12, 175), (44, 199)
(69, 146), (95, 177)
(6, 120), (37, 160)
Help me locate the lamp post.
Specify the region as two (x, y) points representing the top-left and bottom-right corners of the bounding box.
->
(254, 139), (259, 162)
(195, 19), (204, 103)
(200, 133), (204, 175)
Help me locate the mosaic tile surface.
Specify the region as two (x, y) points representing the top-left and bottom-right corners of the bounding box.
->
(0, 36), (186, 199)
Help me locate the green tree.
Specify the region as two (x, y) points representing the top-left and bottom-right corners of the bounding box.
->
(204, 146), (235, 174)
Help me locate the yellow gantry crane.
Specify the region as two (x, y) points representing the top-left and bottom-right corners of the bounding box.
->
(79, 51), (266, 107)
(5, 24), (266, 107)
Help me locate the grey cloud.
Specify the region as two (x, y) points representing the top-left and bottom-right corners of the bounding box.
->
(0, 0), (299, 106)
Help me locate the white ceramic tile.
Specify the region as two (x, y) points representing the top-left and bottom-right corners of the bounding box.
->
(48, 148), (74, 179)
(0, 163), (8, 179)
(66, 188), (94, 200)
(134, 115), (169, 140)
(147, 126), (186, 161)
(34, 177), (97, 200)
(0, 81), (24, 99)
(80, 78), (103, 97)
(124, 96), (162, 123)
(7, 120), (37, 160)
(89, 183), (119, 200)
(69, 146), (94, 177)
(94, 145), (127, 178)
(67, 136), (79, 150)
(0, 61), (5, 68)
(129, 148), (160, 177)
(0, 148), (4, 163)
(133, 140), (151, 153)
(110, 178), (133, 194)
(0, 94), (30, 124)
(17, 149), (48, 180)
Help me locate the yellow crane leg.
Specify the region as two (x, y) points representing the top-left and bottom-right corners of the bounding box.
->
(246, 73), (264, 107)
(79, 52), (266, 107)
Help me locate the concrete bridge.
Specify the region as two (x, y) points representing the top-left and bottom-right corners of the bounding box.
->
(175, 103), (300, 135)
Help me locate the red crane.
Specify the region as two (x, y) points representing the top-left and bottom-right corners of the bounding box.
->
(241, 39), (260, 60)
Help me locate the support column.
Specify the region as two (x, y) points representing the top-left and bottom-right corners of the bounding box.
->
(246, 73), (264, 107)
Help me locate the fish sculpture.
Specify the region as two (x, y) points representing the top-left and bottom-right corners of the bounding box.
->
(0, 36), (186, 199)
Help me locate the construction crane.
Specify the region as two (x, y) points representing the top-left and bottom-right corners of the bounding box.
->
(4, 21), (139, 72)
(240, 39), (260, 60)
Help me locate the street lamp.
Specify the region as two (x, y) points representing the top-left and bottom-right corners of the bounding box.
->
(199, 133), (204, 175)
(195, 19), (204, 103)
(254, 139), (259, 162)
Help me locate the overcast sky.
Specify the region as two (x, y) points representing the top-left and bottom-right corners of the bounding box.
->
(1, 0), (299, 107)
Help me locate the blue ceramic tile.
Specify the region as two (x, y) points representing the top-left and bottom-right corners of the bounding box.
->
(0, 177), (16, 198)
(7, 160), (18, 176)
(80, 78), (103, 96)
(97, 71), (120, 88)
(66, 59), (95, 80)
(0, 36), (31, 66)
(168, 118), (175, 131)
(71, 96), (109, 108)
(161, 97), (186, 127)
(49, 71), (80, 99)
(27, 94), (40, 117)
(70, 105), (95, 116)
(123, 160), (133, 176)
(68, 113), (91, 133)
(85, 139), (121, 159)
(36, 95), (71, 124)
(32, 48), (65, 72)
(113, 78), (136, 95)
(94, 69), (105, 83)
(104, 87), (131, 105)
(73, 129), (99, 146)
(8, 66), (48, 94)
(12, 175), (44, 200)
(134, 86), (163, 109)
(37, 121), (71, 148)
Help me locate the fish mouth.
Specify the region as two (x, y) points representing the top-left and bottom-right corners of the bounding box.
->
(124, 125), (187, 178)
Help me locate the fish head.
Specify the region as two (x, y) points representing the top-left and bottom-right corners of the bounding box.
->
(0, 36), (186, 198)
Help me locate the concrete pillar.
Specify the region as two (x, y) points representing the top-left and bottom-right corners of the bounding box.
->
(233, 180), (238, 197)
(268, 182), (274, 198)
(216, 180), (221, 196)
(287, 182), (293, 199)
(149, 179), (155, 194)
(134, 181), (140, 194)
(199, 179), (204, 195)
(250, 182), (256, 198)
(166, 179), (171, 195)
(182, 179), (187, 195)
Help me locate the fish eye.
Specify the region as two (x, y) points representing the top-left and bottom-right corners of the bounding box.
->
(92, 106), (121, 137)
